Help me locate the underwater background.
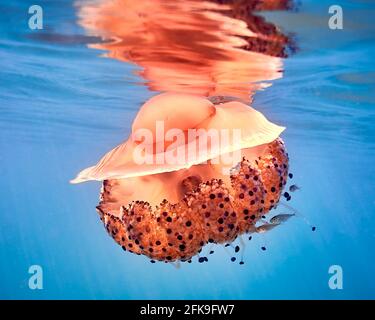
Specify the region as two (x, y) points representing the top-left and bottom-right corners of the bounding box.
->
(1, 0), (375, 299)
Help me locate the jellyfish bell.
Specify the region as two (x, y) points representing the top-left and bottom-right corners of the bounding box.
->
(71, 93), (284, 183)
(72, 93), (289, 262)
(132, 92), (216, 144)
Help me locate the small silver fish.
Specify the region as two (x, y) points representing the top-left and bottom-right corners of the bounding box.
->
(256, 223), (280, 234)
(289, 184), (300, 192)
(270, 213), (295, 224)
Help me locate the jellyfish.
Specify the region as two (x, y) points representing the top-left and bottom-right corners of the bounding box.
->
(71, 93), (289, 262)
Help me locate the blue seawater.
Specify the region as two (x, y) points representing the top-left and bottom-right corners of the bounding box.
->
(0, 0), (375, 299)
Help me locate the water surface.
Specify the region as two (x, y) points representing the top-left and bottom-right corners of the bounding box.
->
(1, 0), (375, 299)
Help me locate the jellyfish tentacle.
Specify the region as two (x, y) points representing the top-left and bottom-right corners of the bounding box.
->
(120, 200), (206, 262)
(238, 235), (246, 264)
(278, 201), (316, 230)
(121, 201), (163, 258)
(153, 200), (206, 262)
(186, 179), (239, 244)
(256, 138), (289, 211)
(97, 207), (143, 255)
(230, 159), (265, 233)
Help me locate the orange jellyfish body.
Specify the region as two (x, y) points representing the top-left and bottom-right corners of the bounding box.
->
(73, 93), (289, 262)
(97, 138), (288, 262)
